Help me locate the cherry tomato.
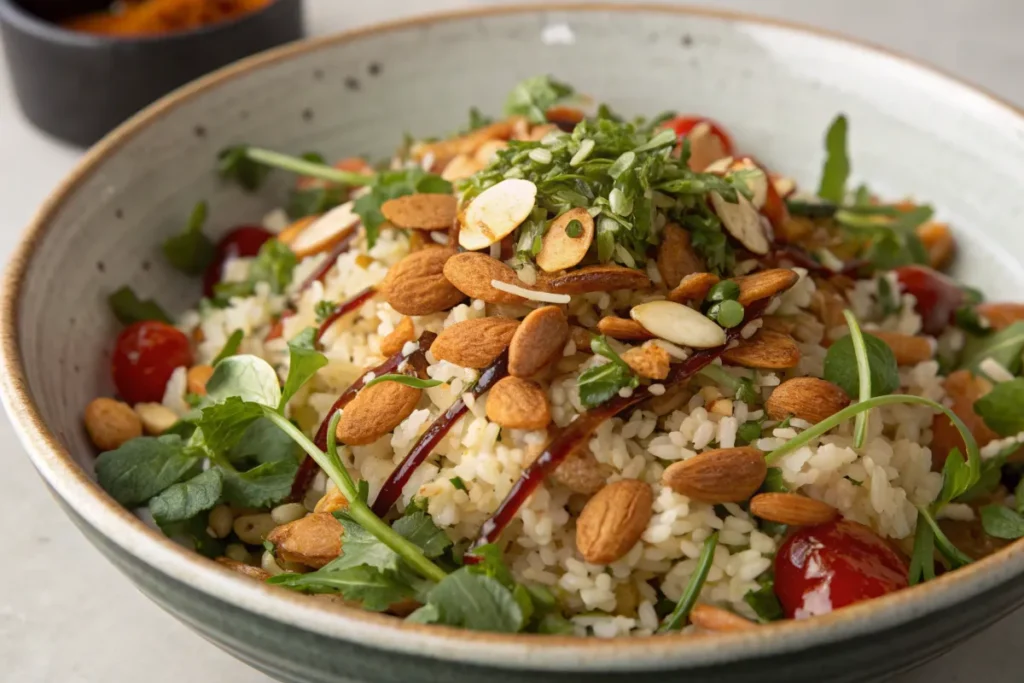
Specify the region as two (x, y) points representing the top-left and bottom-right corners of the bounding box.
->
(774, 519), (909, 619)
(112, 321), (194, 404)
(893, 265), (964, 336)
(202, 225), (273, 296)
(661, 115), (735, 156)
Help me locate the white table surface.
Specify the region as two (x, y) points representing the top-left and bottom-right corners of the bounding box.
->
(2, 1), (1022, 681)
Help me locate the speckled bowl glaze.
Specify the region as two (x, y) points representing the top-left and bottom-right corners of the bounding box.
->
(5, 5), (1024, 683)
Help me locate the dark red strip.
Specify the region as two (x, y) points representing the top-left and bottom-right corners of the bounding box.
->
(315, 286), (377, 343)
(769, 245), (865, 278)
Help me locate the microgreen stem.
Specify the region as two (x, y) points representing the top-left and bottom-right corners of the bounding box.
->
(916, 504), (972, 569)
(244, 147), (377, 187)
(325, 412), (357, 494)
(843, 309), (871, 448)
(261, 409), (447, 583)
(658, 532), (718, 633)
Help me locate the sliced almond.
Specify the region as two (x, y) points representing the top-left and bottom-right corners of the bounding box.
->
(749, 493), (838, 526)
(689, 604), (758, 632)
(667, 272), (720, 303)
(277, 215), (317, 245)
(411, 118), (518, 166)
(460, 178), (537, 251)
(380, 316), (416, 357)
(441, 154), (484, 182)
(216, 557), (272, 581)
(336, 380), (422, 445)
(662, 447), (766, 503)
(686, 122), (730, 172)
(383, 247), (466, 315)
(630, 300), (726, 349)
(931, 369), (999, 468)
(977, 303), (1024, 331)
(710, 191), (770, 255)
(443, 252), (534, 304)
(621, 343), (671, 380)
(509, 306), (569, 377)
(474, 139), (508, 165)
(289, 201), (360, 258)
(722, 330), (801, 369)
(771, 175), (797, 199)
(766, 377), (850, 424)
(535, 208), (595, 273)
(187, 364), (214, 396)
(656, 224), (704, 289)
(597, 316), (653, 341)
(732, 269), (800, 306)
(576, 480), (653, 564)
(430, 317), (519, 368)
(381, 194), (458, 230)
(869, 330), (934, 366)
(546, 264), (651, 295)
(726, 158), (770, 209)
(917, 221), (955, 270)
(314, 488), (349, 514)
(485, 377), (551, 430)
(266, 512), (343, 568)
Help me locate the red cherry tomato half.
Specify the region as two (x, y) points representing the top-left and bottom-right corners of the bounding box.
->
(112, 321), (194, 405)
(662, 115), (735, 157)
(893, 265), (964, 336)
(774, 519), (909, 619)
(202, 225), (274, 296)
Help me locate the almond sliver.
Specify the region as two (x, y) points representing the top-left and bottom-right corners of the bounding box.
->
(535, 207), (594, 273)
(630, 300), (726, 349)
(710, 191), (770, 255)
(459, 179), (537, 251)
(290, 201), (360, 258)
(381, 194), (457, 230)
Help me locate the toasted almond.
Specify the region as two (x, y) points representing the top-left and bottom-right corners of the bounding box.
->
(663, 447), (766, 503)
(314, 488), (350, 514)
(133, 402), (179, 436)
(689, 604), (758, 632)
(667, 272), (720, 303)
(976, 303), (1024, 331)
(766, 377), (851, 424)
(485, 377), (551, 430)
(931, 369), (999, 468)
(597, 316), (654, 341)
(441, 154), (485, 182)
(536, 208), (595, 273)
(630, 300), (726, 349)
(383, 247), (466, 315)
(266, 512), (343, 568)
(289, 201), (360, 258)
(336, 380), (422, 445)
(411, 118), (517, 165)
(551, 447), (611, 495)
(576, 480), (654, 564)
(621, 343), (671, 380)
(917, 221), (955, 270)
(430, 317), (519, 368)
(460, 178), (537, 250)
(722, 330), (801, 369)
(443, 252), (534, 304)
(686, 122), (730, 172)
(380, 316), (416, 357)
(570, 325), (595, 352)
(187, 364), (214, 395)
(216, 557), (272, 581)
(760, 315), (798, 336)
(710, 191), (770, 255)
(509, 306), (569, 377)
(381, 194), (458, 230)
(84, 397), (142, 451)
(749, 493), (838, 526)
(546, 264), (651, 295)
(277, 215), (318, 245)
(810, 286), (847, 331)
(869, 330), (934, 365)
(474, 139), (508, 165)
(656, 224), (704, 289)
(732, 269), (800, 306)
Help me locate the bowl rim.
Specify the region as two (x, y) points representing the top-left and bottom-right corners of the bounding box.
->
(5, 2), (1024, 671)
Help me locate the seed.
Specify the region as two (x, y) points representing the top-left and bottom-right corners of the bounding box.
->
(271, 502), (308, 525)
(207, 505), (234, 539)
(224, 543), (250, 564)
(566, 219), (583, 237)
(712, 299), (745, 328)
(233, 513), (277, 545)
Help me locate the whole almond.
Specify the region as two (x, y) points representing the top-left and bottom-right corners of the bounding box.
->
(667, 272), (720, 303)
(443, 252), (533, 304)
(216, 557), (272, 581)
(546, 264), (651, 295)
(383, 247), (465, 315)
(267, 512), (343, 568)
(733, 269), (800, 306)
(689, 604), (758, 632)
(509, 306), (569, 377)
(485, 377), (551, 430)
(662, 447), (767, 503)
(536, 208), (595, 273)
(722, 330), (801, 369)
(749, 493), (838, 526)
(597, 316), (654, 341)
(380, 316), (416, 357)
(431, 317), (519, 368)
(657, 223), (704, 289)
(766, 377), (850, 424)
(381, 194), (458, 230)
(869, 330), (934, 366)
(621, 343), (671, 380)
(576, 480), (653, 564)
(336, 380), (422, 445)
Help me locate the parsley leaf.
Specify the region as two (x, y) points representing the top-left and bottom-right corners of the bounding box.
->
(280, 328), (328, 410)
(222, 459), (298, 508)
(824, 331), (899, 399)
(162, 201), (216, 275)
(980, 504), (1024, 540)
(817, 114), (850, 203)
(108, 286), (171, 325)
(504, 75), (575, 123)
(577, 336), (639, 408)
(314, 300), (337, 324)
(95, 435), (200, 507)
(973, 378), (1024, 437)
(206, 355), (282, 408)
(148, 467), (223, 525)
(352, 168), (451, 248)
(407, 567), (525, 633)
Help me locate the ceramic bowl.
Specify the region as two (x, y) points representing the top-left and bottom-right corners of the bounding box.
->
(5, 6), (1024, 683)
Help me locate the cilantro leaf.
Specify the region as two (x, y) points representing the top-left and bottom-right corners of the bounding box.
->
(408, 567), (525, 633)
(504, 75), (575, 123)
(824, 332), (899, 399)
(108, 286), (171, 326)
(162, 201), (216, 275)
(817, 114), (850, 203)
(268, 564), (415, 611)
(974, 378), (1024, 437)
(980, 504), (1024, 540)
(95, 435), (200, 507)
(577, 336), (639, 408)
(148, 467), (223, 525)
(959, 321), (1024, 375)
(218, 146), (271, 191)
(352, 168), (451, 248)
(280, 328), (328, 410)
(393, 512), (452, 559)
(222, 459), (298, 508)
(206, 355), (282, 408)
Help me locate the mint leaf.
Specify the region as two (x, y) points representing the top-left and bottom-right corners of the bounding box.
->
(268, 565), (414, 611)
(959, 321), (1024, 375)
(980, 505), (1024, 540)
(393, 512), (452, 559)
(504, 75), (575, 123)
(249, 240), (297, 294)
(280, 327), (328, 409)
(974, 378), (1024, 437)
(410, 568), (524, 633)
(195, 398), (266, 455)
(149, 467), (223, 525)
(206, 355), (282, 408)
(95, 435), (199, 507)
(162, 201), (215, 275)
(222, 459), (298, 508)
(936, 448), (976, 507)
(212, 329), (243, 366)
(161, 514), (224, 559)
(824, 332), (899, 399)
(817, 114), (849, 203)
(108, 286), (171, 325)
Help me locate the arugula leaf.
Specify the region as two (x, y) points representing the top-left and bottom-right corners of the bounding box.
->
(916, 505), (972, 569)
(268, 564), (415, 611)
(206, 355), (282, 408)
(95, 435), (200, 507)
(352, 168), (451, 248)
(659, 531), (719, 632)
(577, 336), (639, 408)
(218, 146), (272, 191)
(364, 374), (444, 390)
(824, 331), (899, 399)
(149, 467), (223, 525)
(228, 417), (300, 466)
(393, 511), (453, 559)
(743, 575), (784, 622)
(162, 201), (215, 275)
(980, 504), (1024, 540)
(504, 75), (575, 123)
(408, 567), (525, 633)
(108, 286), (172, 325)
(287, 185), (346, 220)
(211, 329), (244, 367)
(959, 321), (1024, 375)
(974, 378), (1024, 436)
(222, 459), (298, 508)
(280, 328), (328, 410)
(817, 115), (850, 203)
(249, 240), (297, 295)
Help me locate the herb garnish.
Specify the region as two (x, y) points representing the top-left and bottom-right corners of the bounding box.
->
(314, 300), (337, 324)
(698, 364), (760, 405)
(658, 532), (719, 632)
(959, 321), (1024, 375)
(577, 336), (639, 408)
(504, 75), (576, 123)
(108, 286), (172, 325)
(211, 239), (297, 304)
(211, 329), (243, 366)
(162, 201), (216, 275)
(841, 310), (873, 448)
(817, 114), (850, 203)
(823, 327), (898, 400)
(973, 378), (1024, 436)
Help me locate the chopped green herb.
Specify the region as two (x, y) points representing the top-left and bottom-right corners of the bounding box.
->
(876, 277), (900, 318)
(218, 146), (272, 191)
(743, 575), (784, 622)
(577, 336), (639, 408)
(658, 532), (718, 632)
(212, 240), (297, 304)
(504, 75), (575, 123)
(974, 378), (1024, 437)
(162, 201), (216, 275)
(736, 420), (764, 445)
(959, 321), (1024, 375)
(817, 115), (850, 203)
(108, 286), (172, 325)
(980, 504), (1024, 540)
(279, 328), (329, 410)
(565, 219), (583, 238)
(314, 300), (338, 323)
(450, 476), (466, 491)
(698, 365), (760, 405)
(287, 185), (346, 220)
(785, 198), (838, 219)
